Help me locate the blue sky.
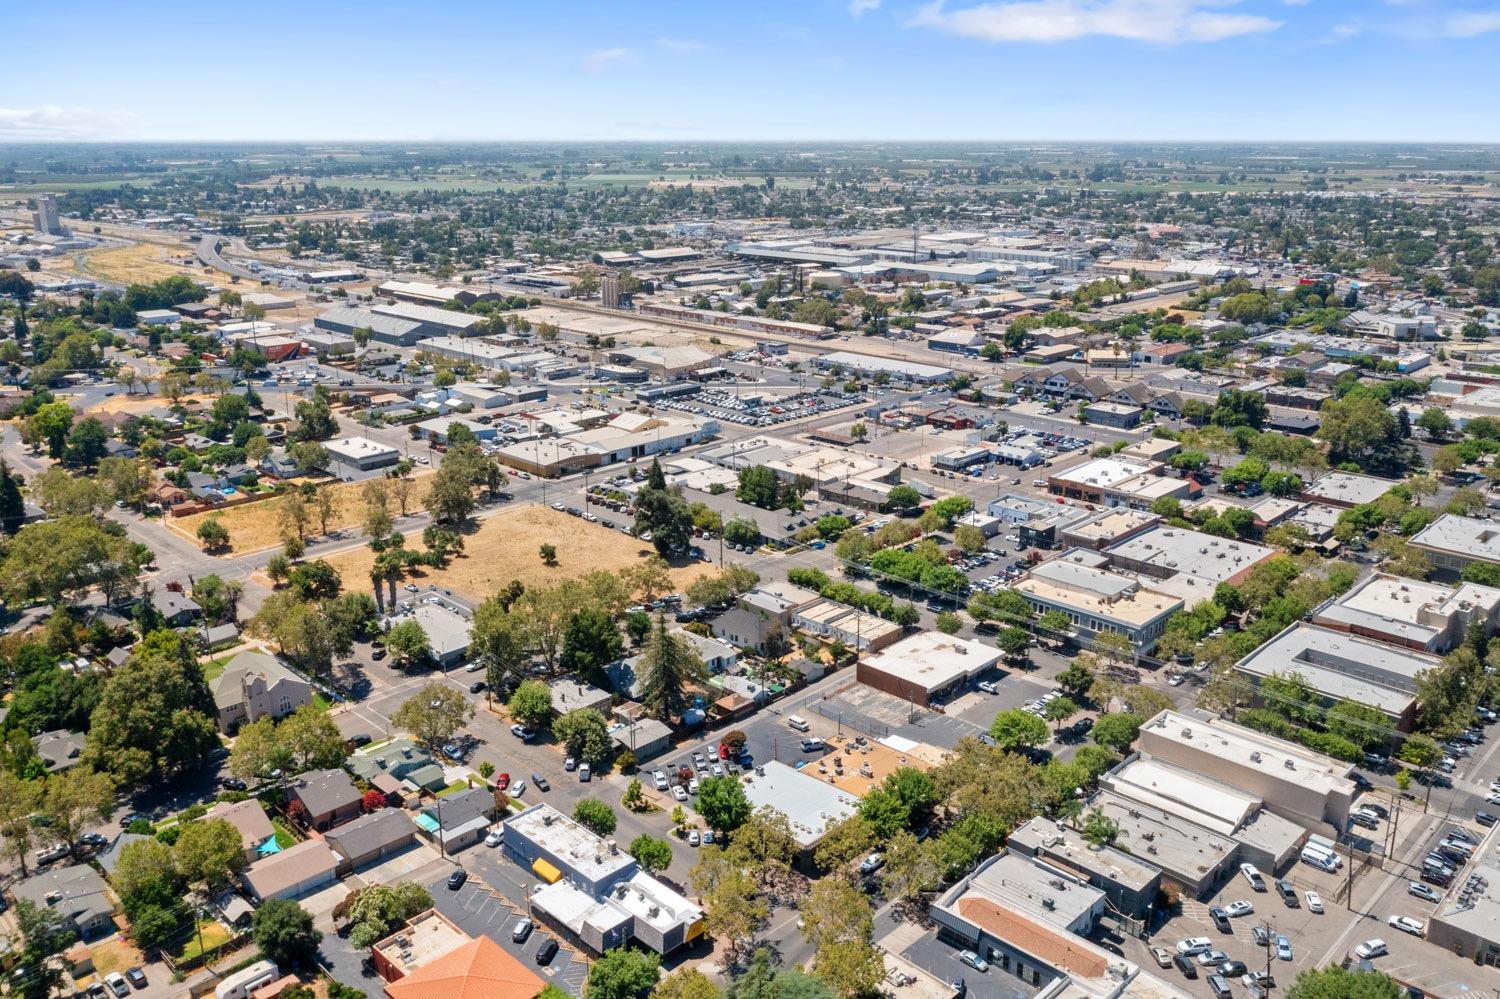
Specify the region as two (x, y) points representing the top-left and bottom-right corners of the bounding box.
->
(2, 0), (1499, 142)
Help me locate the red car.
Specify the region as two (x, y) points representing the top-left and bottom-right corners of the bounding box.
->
(495, 773), (510, 791)
(718, 743), (730, 760)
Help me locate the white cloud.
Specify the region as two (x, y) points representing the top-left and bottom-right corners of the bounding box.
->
(581, 47), (636, 73)
(907, 0), (1283, 43)
(850, 0), (882, 15)
(1436, 10), (1500, 35)
(0, 105), (125, 140)
(656, 37), (707, 52)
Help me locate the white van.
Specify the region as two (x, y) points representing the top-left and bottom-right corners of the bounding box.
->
(1301, 848), (1339, 873)
(1306, 834), (1337, 853)
(1302, 842), (1341, 865)
(215, 961), (279, 999)
(787, 715), (810, 732)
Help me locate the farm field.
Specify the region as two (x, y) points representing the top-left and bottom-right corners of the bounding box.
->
(322, 503), (716, 600)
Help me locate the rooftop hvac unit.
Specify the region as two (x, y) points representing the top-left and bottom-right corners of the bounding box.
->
(607, 839), (618, 854)
(1042, 897), (1056, 910)
(648, 904), (660, 918)
(543, 814), (554, 825)
(1250, 752), (1262, 762)
(1285, 759), (1296, 769)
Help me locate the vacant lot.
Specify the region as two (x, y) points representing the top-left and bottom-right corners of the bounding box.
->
(85, 391), (216, 417)
(170, 473), (432, 555)
(323, 503), (715, 600)
(76, 241), (210, 285)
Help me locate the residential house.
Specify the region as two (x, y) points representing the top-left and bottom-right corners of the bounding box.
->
(288, 768), (363, 831)
(210, 650), (314, 733)
(325, 809), (418, 871)
(32, 729), (85, 772)
(149, 587), (201, 626)
(420, 787), (496, 854)
(243, 840), (340, 902)
(12, 865), (116, 939)
(348, 739), (449, 793)
(205, 799), (279, 863)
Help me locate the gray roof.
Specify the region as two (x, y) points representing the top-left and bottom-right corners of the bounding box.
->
(33, 730), (85, 772)
(211, 650), (306, 711)
(317, 306), (421, 339)
(150, 588), (201, 619)
(324, 808), (416, 861)
(13, 864), (113, 928)
(347, 739), (435, 782)
(428, 786), (494, 831)
(97, 833), (152, 876)
(289, 768), (361, 818)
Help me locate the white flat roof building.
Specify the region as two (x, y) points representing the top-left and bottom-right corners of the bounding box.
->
(1301, 471), (1398, 509)
(323, 436), (399, 471)
(1105, 525), (1277, 590)
(1015, 555), (1182, 651)
(1313, 572), (1500, 653)
(1051, 457), (1152, 492)
(857, 631), (1001, 706)
(738, 762), (860, 852)
(1410, 513), (1500, 573)
(1136, 709), (1357, 832)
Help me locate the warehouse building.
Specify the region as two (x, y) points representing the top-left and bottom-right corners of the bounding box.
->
(811, 351), (952, 384)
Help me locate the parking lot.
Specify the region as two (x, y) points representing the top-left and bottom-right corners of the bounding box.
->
(425, 857), (590, 996)
(655, 386), (866, 427)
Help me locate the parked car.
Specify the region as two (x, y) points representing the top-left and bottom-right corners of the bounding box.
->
(1224, 900), (1253, 918)
(578, 763), (591, 782)
(510, 724), (536, 741)
(1409, 881), (1442, 903)
(1239, 863), (1266, 892)
(1172, 954), (1198, 979)
(1207, 974), (1232, 999)
(958, 951), (989, 973)
(860, 853), (885, 874)
(1354, 939), (1388, 959)
(447, 869), (468, 890)
(1176, 938), (1212, 957)
(531, 773), (549, 791)
(535, 938), (559, 965)
(1306, 890), (1324, 914)
(1209, 907), (1231, 933)
(485, 830), (503, 848)
(1388, 915), (1425, 937)
(125, 968), (147, 991)
(1149, 947), (1172, 969)
(512, 918), (534, 943)
(105, 974), (129, 998)
(1276, 935), (1293, 961)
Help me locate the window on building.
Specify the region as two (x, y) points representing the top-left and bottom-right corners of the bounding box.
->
(278, 695), (292, 715)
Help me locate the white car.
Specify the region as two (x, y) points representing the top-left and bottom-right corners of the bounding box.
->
(1224, 900), (1254, 918)
(1176, 937), (1212, 956)
(1354, 939), (1388, 959)
(1305, 890), (1324, 914)
(672, 784), (688, 801)
(1239, 862), (1267, 891)
(484, 830), (503, 848)
(1388, 915), (1425, 937)
(653, 770), (669, 791)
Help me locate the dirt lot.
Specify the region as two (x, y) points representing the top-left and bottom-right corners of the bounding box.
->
(73, 242), (218, 285)
(323, 503), (715, 599)
(169, 472), (432, 555)
(84, 391), (216, 416)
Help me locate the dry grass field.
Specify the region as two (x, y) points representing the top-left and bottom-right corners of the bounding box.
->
(74, 242), (210, 284)
(323, 503), (716, 600)
(170, 472), (433, 555)
(85, 391), (215, 416)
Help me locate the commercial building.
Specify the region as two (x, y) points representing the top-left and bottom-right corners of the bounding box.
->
(1007, 817), (1161, 922)
(1139, 710), (1357, 833)
(607, 345), (713, 379)
(1234, 623), (1437, 729)
(1088, 790), (1238, 899)
(243, 840), (340, 902)
(382, 596), (472, 668)
(792, 598), (904, 653)
(324, 436), (400, 472)
(932, 853), (1144, 997)
(857, 631), (1001, 706)
(376, 910), (545, 999)
(610, 719), (674, 762)
(315, 306), (423, 346)
(1300, 471), (1397, 509)
(1312, 573), (1500, 653)
(1047, 458), (1192, 511)
(1410, 514), (1500, 575)
(1103, 525), (1277, 602)
(418, 786), (496, 854)
(501, 804), (703, 954)
(1058, 508), (1159, 552)
(1013, 554), (1182, 651)
(738, 762), (861, 869)
(811, 350), (953, 384)
(1083, 402), (1143, 429)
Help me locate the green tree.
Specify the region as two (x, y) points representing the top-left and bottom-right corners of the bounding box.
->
(41, 767), (114, 856)
(1285, 967), (1401, 999)
(584, 948), (659, 999)
(0, 771), (44, 875)
(697, 775), (752, 833)
(989, 708), (1048, 750)
(573, 798), (617, 836)
(392, 683), (474, 748)
(173, 818), (246, 892)
(342, 882), (434, 949)
(1080, 808), (1121, 847)
(628, 834), (674, 874)
(12, 899), (76, 999)
(800, 877), (884, 998)
(507, 680), (554, 728)
(553, 708), (613, 765)
(196, 517), (231, 552)
(384, 618), (432, 669)
(1091, 713), (1143, 752)
(254, 898), (320, 967)
(637, 614), (709, 722)
(559, 607), (623, 682)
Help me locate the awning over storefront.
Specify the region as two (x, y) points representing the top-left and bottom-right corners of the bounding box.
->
(532, 857), (562, 883)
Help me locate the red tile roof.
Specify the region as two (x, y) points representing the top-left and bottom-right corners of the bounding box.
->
(384, 936), (545, 999)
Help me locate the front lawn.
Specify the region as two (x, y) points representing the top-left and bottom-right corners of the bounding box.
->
(201, 657), (231, 683)
(170, 919), (234, 963)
